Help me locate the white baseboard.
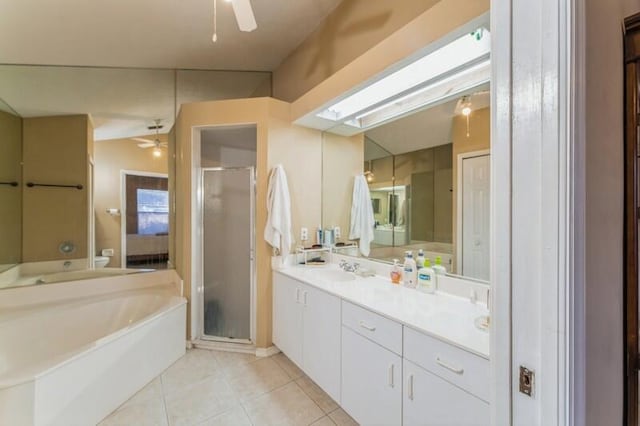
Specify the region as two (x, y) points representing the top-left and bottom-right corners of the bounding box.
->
(256, 346), (280, 357)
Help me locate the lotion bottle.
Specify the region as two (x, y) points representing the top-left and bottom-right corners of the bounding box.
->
(416, 249), (425, 269)
(417, 258), (436, 294)
(403, 251), (417, 288)
(433, 256), (447, 276)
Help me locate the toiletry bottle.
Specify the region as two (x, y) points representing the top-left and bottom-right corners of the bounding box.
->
(417, 258), (436, 294)
(416, 249), (425, 268)
(403, 251), (417, 288)
(433, 256), (447, 276)
(316, 226), (323, 245)
(390, 259), (402, 284)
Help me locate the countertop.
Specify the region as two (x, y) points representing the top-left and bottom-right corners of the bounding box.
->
(275, 264), (490, 359)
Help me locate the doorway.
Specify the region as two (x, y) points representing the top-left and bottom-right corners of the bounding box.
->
(192, 124), (257, 345)
(121, 171), (169, 269)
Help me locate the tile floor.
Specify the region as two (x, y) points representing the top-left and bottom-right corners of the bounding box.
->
(100, 349), (359, 426)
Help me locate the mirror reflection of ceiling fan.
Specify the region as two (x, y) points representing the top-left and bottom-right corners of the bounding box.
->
(131, 119), (167, 157)
(212, 0), (257, 42)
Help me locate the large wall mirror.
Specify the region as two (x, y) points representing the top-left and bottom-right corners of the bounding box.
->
(322, 89), (490, 282)
(0, 65), (270, 289)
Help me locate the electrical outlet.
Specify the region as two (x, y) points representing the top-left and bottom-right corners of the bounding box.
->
(334, 226), (341, 239)
(300, 227), (309, 241)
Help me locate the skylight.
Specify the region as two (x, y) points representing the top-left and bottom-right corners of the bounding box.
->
(317, 28), (491, 129)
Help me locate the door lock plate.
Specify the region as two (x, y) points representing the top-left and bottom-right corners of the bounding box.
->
(519, 366), (534, 397)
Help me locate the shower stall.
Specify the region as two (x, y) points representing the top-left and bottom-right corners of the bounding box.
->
(193, 125), (257, 345)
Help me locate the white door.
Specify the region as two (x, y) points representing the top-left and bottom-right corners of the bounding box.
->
(461, 153), (490, 280)
(302, 283), (341, 403)
(403, 359), (489, 426)
(272, 273), (303, 367)
(341, 326), (402, 426)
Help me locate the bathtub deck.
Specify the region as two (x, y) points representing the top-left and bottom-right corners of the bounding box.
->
(100, 349), (357, 426)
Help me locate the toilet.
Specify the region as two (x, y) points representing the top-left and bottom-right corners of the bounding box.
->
(94, 256), (110, 268)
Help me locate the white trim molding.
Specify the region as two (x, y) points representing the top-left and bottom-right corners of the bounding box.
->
(492, 0), (576, 424)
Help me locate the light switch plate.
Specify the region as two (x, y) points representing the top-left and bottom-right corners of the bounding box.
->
(300, 227), (309, 241)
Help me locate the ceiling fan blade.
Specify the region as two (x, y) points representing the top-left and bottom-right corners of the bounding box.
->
(132, 137), (154, 144)
(231, 0), (257, 32)
(137, 143), (156, 148)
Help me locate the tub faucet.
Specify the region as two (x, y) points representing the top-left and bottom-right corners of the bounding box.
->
(63, 261), (72, 271)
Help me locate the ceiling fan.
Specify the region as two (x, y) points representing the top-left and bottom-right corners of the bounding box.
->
(212, 0), (257, 42)
(131, 120), (167, 157)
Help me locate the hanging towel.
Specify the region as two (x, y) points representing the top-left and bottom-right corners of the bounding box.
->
(264, 164), (294, 258)
(349, 174), (375, 257)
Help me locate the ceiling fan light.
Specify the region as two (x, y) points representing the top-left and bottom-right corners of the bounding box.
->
(153, 147), (162, 158)
(462, 106), (472, 116)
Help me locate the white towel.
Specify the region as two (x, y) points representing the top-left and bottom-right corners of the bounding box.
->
(349, 174), (375, 257)
(264, 164), (294, 258)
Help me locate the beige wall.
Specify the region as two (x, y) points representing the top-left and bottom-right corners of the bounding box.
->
(584, 0), (639, 423)
(22, 115), (90, 262)
(451, 106), (490, 270)
(289, 0), (490, 121)
(272, 0), (441, 102)
(321, 132), (364, 238)
(175, 97), (322, 347)
(0, 110), (22, 266)
(94, 134), (169, 267)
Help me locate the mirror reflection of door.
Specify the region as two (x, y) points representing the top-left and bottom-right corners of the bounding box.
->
(460, 152), (490, 281)
(124, 173), (169, 269)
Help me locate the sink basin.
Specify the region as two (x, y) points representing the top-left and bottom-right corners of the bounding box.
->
(310, 269), (356, 282)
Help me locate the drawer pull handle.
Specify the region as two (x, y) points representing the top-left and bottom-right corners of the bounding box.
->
(388, 364), (394, 388)
(408, 374), (414, 400)
(436, 357), (464, 375)
(296, 288), (301, 303)
(359, 321), (376, 332)
(303, 291), (308, 306)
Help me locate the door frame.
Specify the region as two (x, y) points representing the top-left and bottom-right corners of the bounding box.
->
(492, 0), (579, 424)
(623, 13), (640, 426)
(198, 166), (256, 345)
(119, 170), (169, 268)
(456, 149), (490, 277)
(190, 124), (258, 346)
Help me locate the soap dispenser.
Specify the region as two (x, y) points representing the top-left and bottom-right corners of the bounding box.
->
(390, 259), (402, 284)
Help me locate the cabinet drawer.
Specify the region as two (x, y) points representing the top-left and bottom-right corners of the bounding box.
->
(342, 300), (402, 355)
(404, 326), (489, 402)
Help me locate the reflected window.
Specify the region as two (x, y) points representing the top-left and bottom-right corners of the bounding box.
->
(136, 189), (169, 235)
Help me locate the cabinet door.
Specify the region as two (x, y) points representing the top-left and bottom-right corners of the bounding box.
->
(272, 273), (303, 367)
(302, 283), (341, 403)
(341, 326), (401, 426)
(403, 360), (489, 426)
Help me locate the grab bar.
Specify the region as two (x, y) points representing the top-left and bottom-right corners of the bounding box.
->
(0, 181), (18, 187)
(26, 182), (83, 190)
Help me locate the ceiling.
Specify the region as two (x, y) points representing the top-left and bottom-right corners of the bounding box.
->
(365, 90), (490, 159)
(0, 0), (343, 71)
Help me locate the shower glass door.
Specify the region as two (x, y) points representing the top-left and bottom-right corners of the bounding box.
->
(201, 167), (254, 343)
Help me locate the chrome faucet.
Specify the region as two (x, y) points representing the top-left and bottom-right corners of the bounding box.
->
(63, 260), (72, 271)
(339, 259), (360, 273)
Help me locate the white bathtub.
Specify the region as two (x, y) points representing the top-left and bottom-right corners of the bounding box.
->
(0, 270), (186, 426)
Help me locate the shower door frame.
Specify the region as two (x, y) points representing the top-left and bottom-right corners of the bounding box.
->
(197, 166), (256, 345)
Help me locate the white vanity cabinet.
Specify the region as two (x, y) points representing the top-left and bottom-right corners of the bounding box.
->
(272, 272), (341, 402)
(341, 302), (402, 426)
(403, 326), (490, 426)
